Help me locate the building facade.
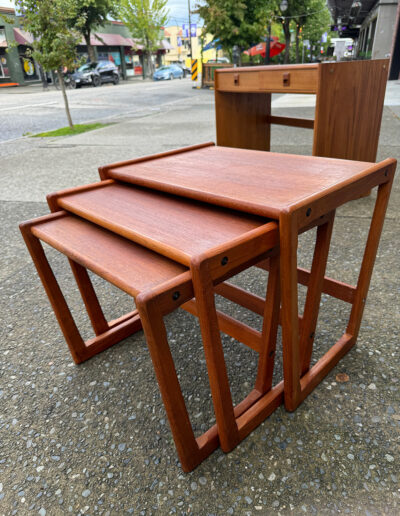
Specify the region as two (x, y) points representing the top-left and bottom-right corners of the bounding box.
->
(328, 0), (400, 80)
(163, 26), (225, 72)
(0, 7), (172, 86)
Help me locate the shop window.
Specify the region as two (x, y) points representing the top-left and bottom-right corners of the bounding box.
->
(0, 54), (10, 77)
(19, 55), (39, 80)
(0, 28), (9, 78)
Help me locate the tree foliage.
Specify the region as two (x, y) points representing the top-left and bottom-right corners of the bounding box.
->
(197, 0), (274, 64)
(272, 0), (331, 63)
(70, 0), (117, 62)
(118, 0), (168, 78)
(16, 0), (84, 128)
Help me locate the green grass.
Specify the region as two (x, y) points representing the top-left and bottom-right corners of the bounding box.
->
(32, 123), (110, 138)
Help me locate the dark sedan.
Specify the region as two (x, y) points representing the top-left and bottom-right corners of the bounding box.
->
(71, 61), (119, 88)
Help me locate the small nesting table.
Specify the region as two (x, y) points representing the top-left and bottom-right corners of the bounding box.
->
(20, 143), (396, 471)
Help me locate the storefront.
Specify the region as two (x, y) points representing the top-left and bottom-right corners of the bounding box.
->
(0, 7), (172, 86)
(0, 28), (9, 79)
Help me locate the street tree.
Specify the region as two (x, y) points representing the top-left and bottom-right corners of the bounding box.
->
(118, 0), (168, 78)
(16, 0), (84, 129)
(197, 0), (273, 66)
(70, 0), (117, 63)
(301, 0), (331, 61)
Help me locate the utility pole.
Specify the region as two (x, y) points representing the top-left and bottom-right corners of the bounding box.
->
(187, 0), (192, 58)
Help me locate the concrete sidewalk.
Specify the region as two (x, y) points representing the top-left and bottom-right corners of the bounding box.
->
(0, 86), (399, 515)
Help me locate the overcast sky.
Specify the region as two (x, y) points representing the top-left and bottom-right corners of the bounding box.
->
(0, 0), (202, 25)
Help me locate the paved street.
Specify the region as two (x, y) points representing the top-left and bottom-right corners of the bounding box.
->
(0, 79), (399, 515)
(0, 77), (194, 142)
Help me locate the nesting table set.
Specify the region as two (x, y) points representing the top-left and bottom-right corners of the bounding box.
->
(20, 142), (396, 471)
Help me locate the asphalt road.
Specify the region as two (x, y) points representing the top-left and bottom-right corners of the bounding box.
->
(0, 77), (196, 143)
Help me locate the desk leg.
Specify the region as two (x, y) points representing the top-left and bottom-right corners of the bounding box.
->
(215, 91), (271, 151)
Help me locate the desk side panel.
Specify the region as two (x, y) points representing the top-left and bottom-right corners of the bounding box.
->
(313, 59), (389, 162)
(215, 90), (271, 151)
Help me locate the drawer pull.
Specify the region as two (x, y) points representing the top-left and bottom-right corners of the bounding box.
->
(283, 72), (290, 87)
(234, 73), (239, 86)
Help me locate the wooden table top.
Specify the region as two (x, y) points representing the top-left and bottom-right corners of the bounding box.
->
(105, 146), (375, 218)
(51, 181), (274, 266)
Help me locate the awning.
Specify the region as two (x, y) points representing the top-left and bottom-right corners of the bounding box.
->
(203, 38), (222, 52)
(160, 39), (173, 50)
(13, 28), (34, 45)
(89, 33), (130, 46)
(80, 33), (143, 49)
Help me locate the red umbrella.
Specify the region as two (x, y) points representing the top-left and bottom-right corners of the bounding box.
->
(244, 37), (286, 58)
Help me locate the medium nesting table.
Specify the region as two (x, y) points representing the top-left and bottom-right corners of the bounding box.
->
(20, 142), (396, 471)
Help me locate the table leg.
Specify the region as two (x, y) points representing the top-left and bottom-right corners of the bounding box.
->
(19, 222), (143, 364)
(255, 252), (281, 394)
(347, 177), (394, 339)
(136, 296), (219, 472)
(191, 260), (240, 452)
(279, 211), (302, 411)
(299, 213), (335, 375)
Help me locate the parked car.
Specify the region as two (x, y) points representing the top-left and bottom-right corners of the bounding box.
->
(174, 63), (191, 77)
(206, 57), (230, 64)
(70, 61), (119, 88)
(153, 65), (184, 81)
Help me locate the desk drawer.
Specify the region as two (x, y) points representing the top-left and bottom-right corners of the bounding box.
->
(259, 68), (317, 92)
(217, 68), (318, 93)
(217, 71), (261, 92)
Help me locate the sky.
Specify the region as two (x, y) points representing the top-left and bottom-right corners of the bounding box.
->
(0, 0), (202, 26)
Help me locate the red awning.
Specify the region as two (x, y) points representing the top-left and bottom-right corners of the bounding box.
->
(13, 28), (34, 45)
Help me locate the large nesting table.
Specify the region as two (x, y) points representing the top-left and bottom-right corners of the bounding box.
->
(20, 143), (396, 471)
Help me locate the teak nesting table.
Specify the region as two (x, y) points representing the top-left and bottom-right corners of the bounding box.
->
(20, 143), (396, 471)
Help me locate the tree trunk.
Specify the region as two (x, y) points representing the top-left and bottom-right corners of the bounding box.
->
(58, 67), (74, 130)
(283, 19), (291, 64)
(295, 25), (300, 63)
(84, 32), (96, 63)
(264, 24), (271, 65)
(146, 50), (153, 78)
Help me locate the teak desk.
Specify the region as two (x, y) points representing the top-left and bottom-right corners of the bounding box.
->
(215, 60), (388, 163)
